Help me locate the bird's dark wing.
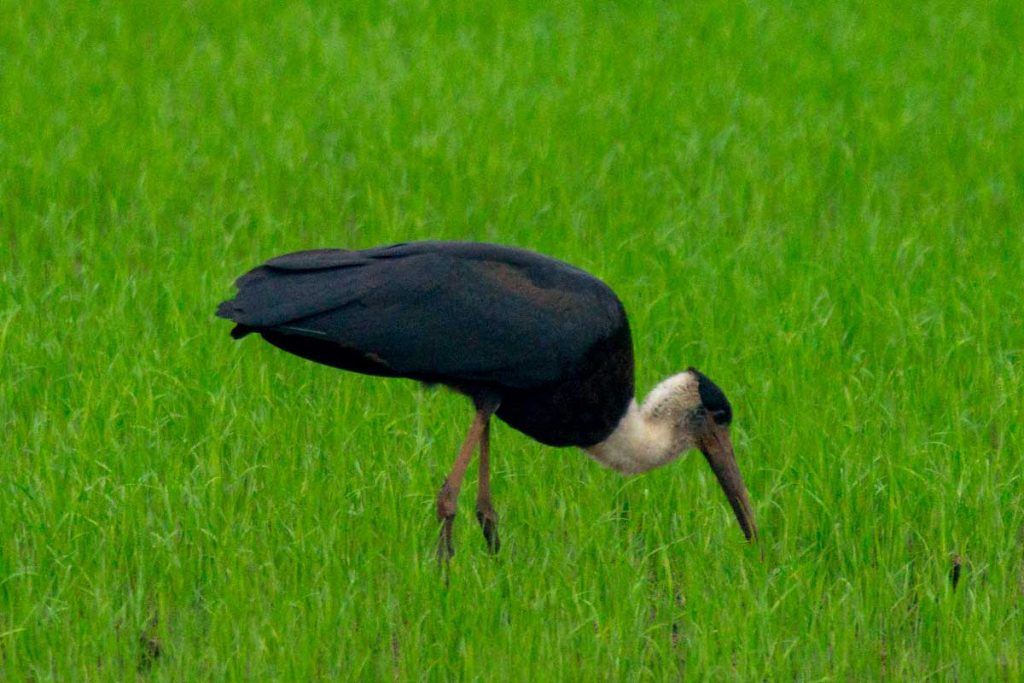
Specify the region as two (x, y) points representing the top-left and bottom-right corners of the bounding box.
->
(217, 242), (628, 389)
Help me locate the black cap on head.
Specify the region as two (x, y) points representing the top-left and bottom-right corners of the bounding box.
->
(688, 367), (733, 425)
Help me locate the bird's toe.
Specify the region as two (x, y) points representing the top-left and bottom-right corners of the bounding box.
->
(437, 516), (456, 565)
(475, 506), (501, 554)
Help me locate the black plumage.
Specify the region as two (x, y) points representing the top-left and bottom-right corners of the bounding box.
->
(218, 241), (634, 448)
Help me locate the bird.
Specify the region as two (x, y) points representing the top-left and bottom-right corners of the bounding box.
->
(217, 241), (758, 560)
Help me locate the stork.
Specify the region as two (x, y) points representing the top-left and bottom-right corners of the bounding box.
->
(217, 241), (758, 560)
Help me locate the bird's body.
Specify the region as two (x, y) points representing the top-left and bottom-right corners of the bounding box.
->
(218, 241), (757, 559)
(221, 241), (635, 447)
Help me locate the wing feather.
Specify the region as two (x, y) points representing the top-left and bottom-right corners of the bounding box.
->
(217, 242), (626, 389)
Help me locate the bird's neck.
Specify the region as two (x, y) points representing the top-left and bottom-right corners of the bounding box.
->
(583, 400), (679, 475)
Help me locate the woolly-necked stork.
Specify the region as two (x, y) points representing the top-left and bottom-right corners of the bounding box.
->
(217, 241), (758, 560)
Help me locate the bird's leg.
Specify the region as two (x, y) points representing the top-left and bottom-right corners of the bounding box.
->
(436, 407), (490, 563)
(475, 418), (500, 554)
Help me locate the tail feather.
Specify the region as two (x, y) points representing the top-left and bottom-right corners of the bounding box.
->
(218, 298), (255, 339)
(216, 299), (238, 320)
(230, 324), (254, 339)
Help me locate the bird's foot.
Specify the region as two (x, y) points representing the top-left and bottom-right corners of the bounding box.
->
(437, 515), (456, 566)
(435, 479), (459, 566)
(475, 503), (500, 554)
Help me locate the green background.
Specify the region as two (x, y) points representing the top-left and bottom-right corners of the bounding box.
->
(2, 1), (1022, 679)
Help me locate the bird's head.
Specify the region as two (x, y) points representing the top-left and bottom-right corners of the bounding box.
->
(641, 368), (759, 543)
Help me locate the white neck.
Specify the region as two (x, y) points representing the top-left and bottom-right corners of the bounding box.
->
(582, 372), (701, 475)
(583, 400), (681, 475)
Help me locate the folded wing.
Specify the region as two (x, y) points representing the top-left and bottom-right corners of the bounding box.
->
(216, 242), (626, 390)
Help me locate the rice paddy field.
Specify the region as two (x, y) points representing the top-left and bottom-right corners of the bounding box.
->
(2, 0), (1023, 679)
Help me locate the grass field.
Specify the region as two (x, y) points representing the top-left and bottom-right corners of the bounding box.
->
(2, 0), (1023, 679)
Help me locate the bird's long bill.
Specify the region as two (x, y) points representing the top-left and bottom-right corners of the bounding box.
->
(699, 426), (759, 543)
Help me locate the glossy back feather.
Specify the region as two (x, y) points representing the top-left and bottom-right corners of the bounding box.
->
(218, 241), (635, 445)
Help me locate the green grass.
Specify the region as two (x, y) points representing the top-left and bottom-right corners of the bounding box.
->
(2, 0), (1023, 679)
